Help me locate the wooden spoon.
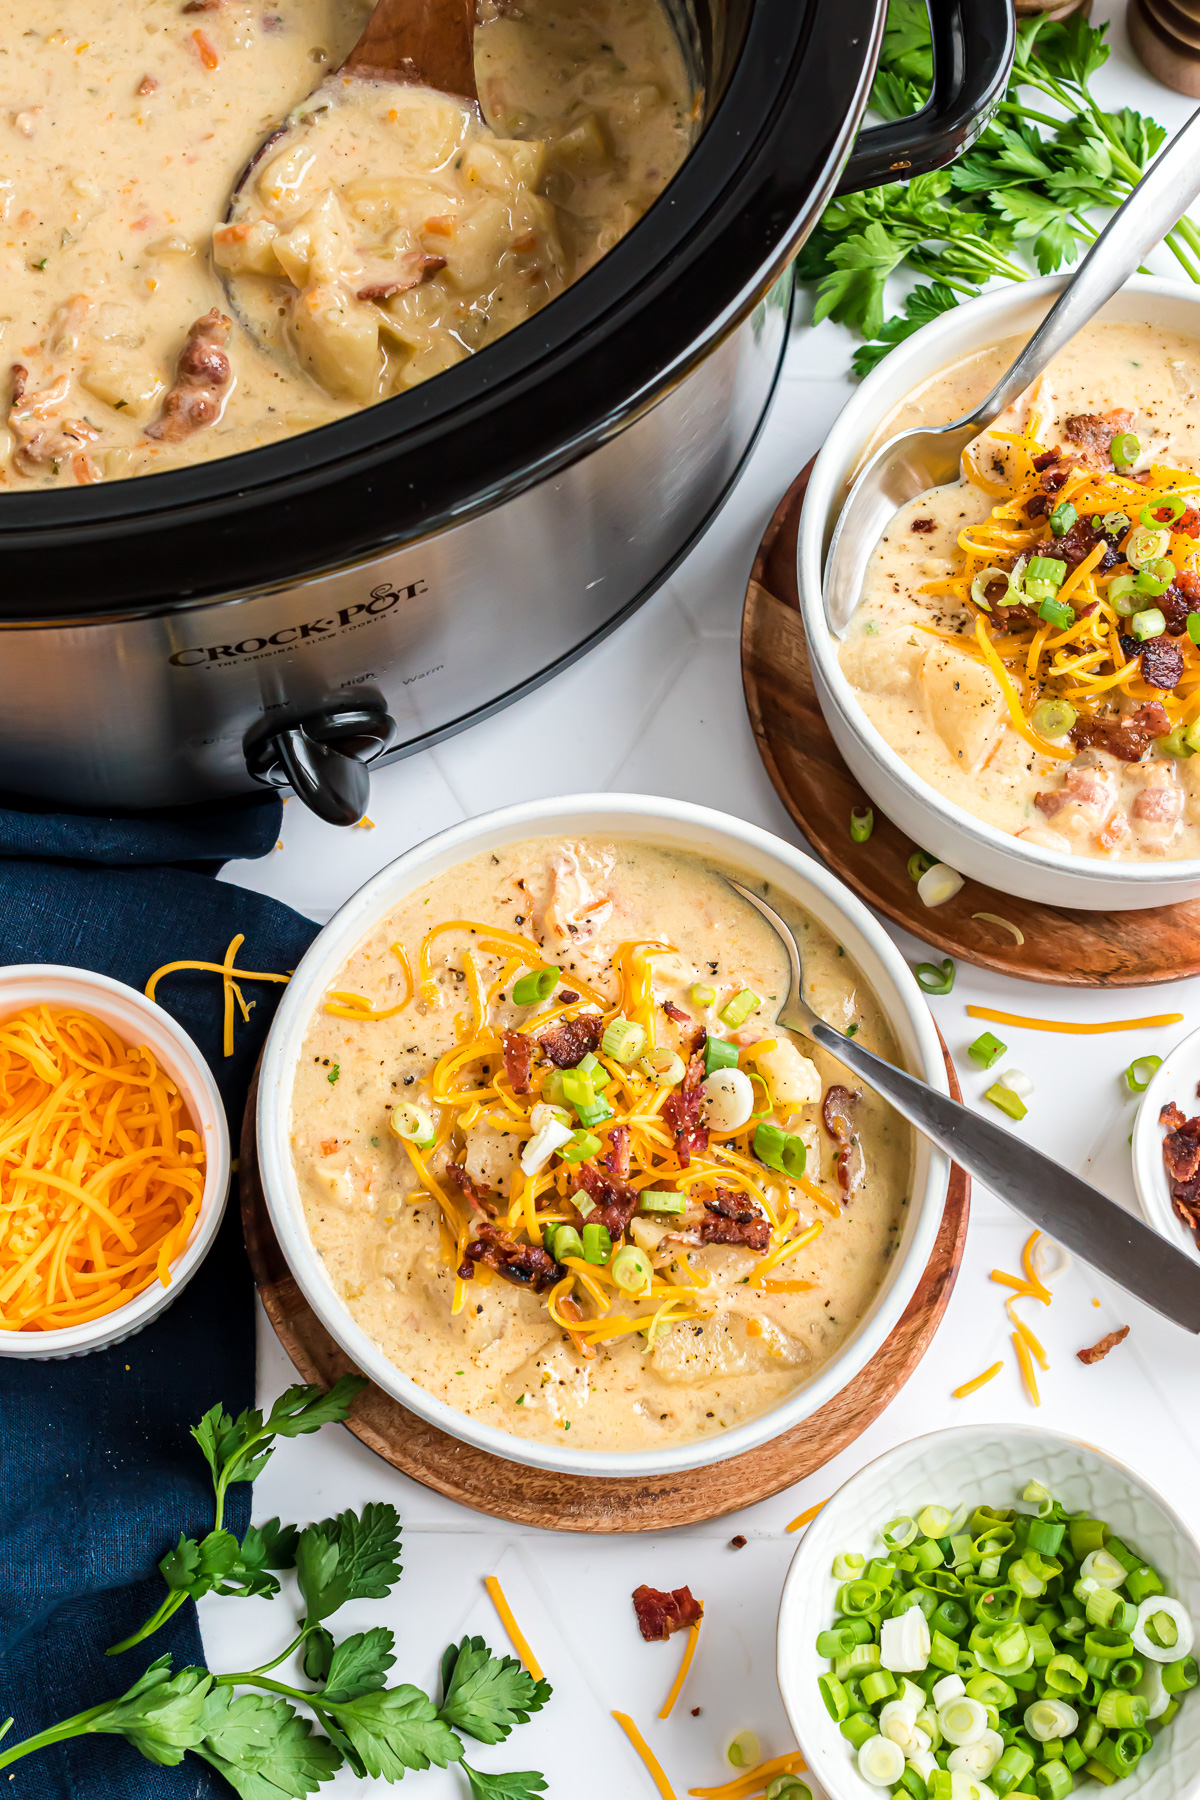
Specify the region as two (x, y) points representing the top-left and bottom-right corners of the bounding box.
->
(339, 0), (478, 105)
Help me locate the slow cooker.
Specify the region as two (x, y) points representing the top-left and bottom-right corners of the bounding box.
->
(0, 0), (1011, 825)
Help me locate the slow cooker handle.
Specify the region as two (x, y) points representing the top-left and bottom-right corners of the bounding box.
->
(272, 725), (373, 827)
(835, 0), (1014, 197)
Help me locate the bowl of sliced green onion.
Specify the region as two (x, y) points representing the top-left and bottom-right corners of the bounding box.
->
(777, 1425), (1200, 1799)
(1131, 1027), (1200, 1271)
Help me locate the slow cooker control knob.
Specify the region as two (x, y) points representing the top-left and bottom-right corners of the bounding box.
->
(246, 703), (395, 826)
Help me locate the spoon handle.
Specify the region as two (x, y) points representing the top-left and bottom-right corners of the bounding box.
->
(802, 1017), (1200, 1333)
(966, 102), (1200, 434)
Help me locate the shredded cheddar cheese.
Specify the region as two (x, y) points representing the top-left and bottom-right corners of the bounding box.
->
(967, 1005), (1183, 1035)
(0, 1006), (205, 1332)
(688, 1753), (808, 1799)
(146, 933), (289, 1056)
(659, 1617), (702, 1720)
(953, 1361), (1004, 1399)
(1012, 1328), (1041, 1406)
(785, 1498), (828, 1533)
(612, 1712), (678, 1800)
(484, 1576), (543, 1681)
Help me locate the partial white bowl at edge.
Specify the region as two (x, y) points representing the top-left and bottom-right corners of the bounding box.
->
(798, 273), (1200, 912)
(256, 793), (952, 1481)
(1133, 1027), (1200, 1269)
(777, 1424), (1200, 1800)
(0, 965), (231, 1360)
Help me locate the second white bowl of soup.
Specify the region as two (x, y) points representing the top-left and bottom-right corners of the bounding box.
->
(257, 795), (951, 1478)
(800, 275), (1200, 910)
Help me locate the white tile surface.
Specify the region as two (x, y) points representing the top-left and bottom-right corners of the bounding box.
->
(207, 8), (1200, 1790)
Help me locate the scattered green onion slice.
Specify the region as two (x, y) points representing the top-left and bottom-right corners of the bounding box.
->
(1037, 596), (1074, 630)
(1141, 495), (1186, 526)
(1027, 554), (1066, 589)
(611, 1243), (652, 1294)
(1101, 509), (1131, 537)
(968, 1030), (1006, 1069)
(1131, 608), (1167, 642)
(996, 1066), (1033, 1099)
(1125, 524), (1170, 569)
(549, 1224), (584, 1264)
(970, 567), (1010, 611)
(1108, 574), (1140, 616)
(753, 1121), (807, 1178)
(390, 1102), (435, 1148)
(512, 965), (560, 1006)
(1031, 698), (1077, 739)
(985, 1082), (1027, 1122)
(1049, 501), (1077, 536)
(637, 1188), (686, 1214)
(642, 1047), (686, 1085)
(917, 863), (964, 909)
(1160, 725), (1193, 759)
(719, 988), (761, 1029)
(850, 807), (874, 843)
(907, 850), (937, 883)
(1125, 1054), (1163, 1094)
(915, 957), (955, 995)
(882, 1516), (919, 1550)
(727, 1731), (760, 1770)
(600, 1016), (647, 1064)
(1191, 615), (1200, 647)
(581, 1221), (612, 1263)
(1110, 431), (1141, 471)
(704, 1034), (740, 1076)
(574, 1097), (614, 1128)
(691, 983), (716, 1006)
(558, 1129), (601, 1163)
(1135, 557), (1176, 598)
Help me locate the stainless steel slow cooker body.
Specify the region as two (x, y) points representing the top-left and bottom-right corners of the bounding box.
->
(0, 0), (1012, 823)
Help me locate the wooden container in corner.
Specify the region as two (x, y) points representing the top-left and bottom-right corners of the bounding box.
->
(1129, 0), (1200, 96)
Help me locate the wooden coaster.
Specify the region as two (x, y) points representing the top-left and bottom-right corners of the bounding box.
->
(1128, 0), (1200, 94)
(741, 462), (1200, 988)
(241, 1069), (969, 1532)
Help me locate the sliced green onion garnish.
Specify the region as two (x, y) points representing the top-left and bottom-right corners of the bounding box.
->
(1108, 575), (1140, 615)
(753, 1121), (807, 1178)
(548, 1224), (584, 1264)
(1135, 557), (1175, 597)
(915, 957), (955, 995)
(719, 988), (761, 1029)
(642, 1047), (685, 1085)
(1049, 501), (1077, 536)
(1027, 554), (1066, 588)
(1190, 615), (1200, 646)
(985, 1082), (1027, 1121)
(1125, 524), (1169, 568)
(704, 1034), (740, 1076)
(1161, 725), (1194, 759)
(574, 1097), (614, 1128)
(968, 1030), (1006, 1069)
(1030, 698), (1076, 739)
(637, 1188), (686, 1213)
(850, 807), (874, 843)
(907, 849), (937, 883)
(581, 1221), (612, 1263)
(600, 1016), (647, 1064)
(541, 1069), (568, 1107)
(882, 1516), (918, 1550)
(727, 1731), (760, 1770)
(561, 1068), (593, 1110)
(691, 983), (716, 1006)
(917, 1505), (953, 1538)
(1131, 608), (1167, 642)
(389, 1102), (436, 1148)
(512, 965), (560, 1006)
(1037, 596), (1074, 630)
(612, 1243), (652, 1294)
(1141, 496), (1186, 526)
(1125, 1054), (1162, 1093)
(558, 1129), (601, 1163)
(969, 566), (1010, 611)
(1101, 509), (1131, 537)
(575, 1052), (610, 1087)
(1110, 431), (1140, 471)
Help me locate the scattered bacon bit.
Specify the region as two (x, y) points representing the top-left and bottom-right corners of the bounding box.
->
(663, 1050), (708, 1167)
(183, 0), (221, 11)
(1032, 448), (1062, 472)
(356, 255), (445, 303)
(1160, 1100), (1200, 1247)
(319, 1137), (338, 1156)
(137, 74), (159, 94)
(599, 1124), (631, 1179)
(1161, 1101), (1188, 1132)
(8, 365), (98, 470)
(558, 989), (579, 1004)
(1035, 516), (1122, 574)
(1138, 636), (1185, 691)
(145, 309), (231, 442)
(1070, 702), (1171, 763)
(536, 1012), (603, 1068)
(822, 1084), (862, 1196)
(699, 1195), (769, 1251)
(501, 1029), (532, 1095)
(632, 1584), (703, 1642)
(910, 517), (935, 533)
(446, 1162), (494, 1218)
(1063, 409), (1135, 469)
(461, 1223), (559, 1291)
(1180, 507), (1200, 536)
(574, 1159), (639, 1236)
(729, 1535), (747, 1550)
(1076, 1326), (1129, 1365)
(662, 1000), (692, 1025)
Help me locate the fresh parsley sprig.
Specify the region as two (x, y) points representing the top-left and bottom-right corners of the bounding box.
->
(0, 1385), (551, 1797)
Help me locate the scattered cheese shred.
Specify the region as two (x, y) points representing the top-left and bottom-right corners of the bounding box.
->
(1020, 1230), (1053, 1306)
(953, 1361), (1004, 1399)
(612, 1711), (678, 1800)
(785, 1498), (827, 1534)
(659, 1618), (702, 1721)
(971, 912), (1025, 946)
(1010, 1307), (1050, 1372)
(966, 1005), (1184, 1036)
(145, 933), (290, 1057)
(0, 1006), (205, 1332)
(1012, 1328), (1041, 1406)
(688, 1752), (808, 1799)
(484, 1575), (544, 1682)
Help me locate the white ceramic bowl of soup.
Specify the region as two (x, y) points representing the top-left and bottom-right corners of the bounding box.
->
(0, 965), (230, 1359)
(777, 1424), (1200, 1800)
(799, 273), (1200, 912)
(256, 794), (952, 1479)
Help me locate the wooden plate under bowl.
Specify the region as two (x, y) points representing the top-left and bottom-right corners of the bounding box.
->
(241, 1067), (969, 1532)
(742, 462), (1200, 987)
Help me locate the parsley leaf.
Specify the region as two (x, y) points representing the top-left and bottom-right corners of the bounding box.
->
(464, 1766), (549, 1800)
(850, 282), (962, 377)
(194, 1376), (368, 1500)
(438, 1638), (553, 1745)
(83, 1658), (213, 1767)
(329, 1686), (463, 1779)
(321, 1628), (397, 1704)
(195, 1690), (341, 1799)
(295, 1503), (403, 1625)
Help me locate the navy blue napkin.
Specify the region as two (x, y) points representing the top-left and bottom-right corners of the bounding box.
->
(0, 794), (320, 1798)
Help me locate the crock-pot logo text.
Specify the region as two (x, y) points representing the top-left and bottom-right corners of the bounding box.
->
(167, 580), (427, 668)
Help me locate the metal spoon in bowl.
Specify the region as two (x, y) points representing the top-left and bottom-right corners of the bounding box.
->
(823, 101), (1200, 638)
(727, 880), (1200, 1332)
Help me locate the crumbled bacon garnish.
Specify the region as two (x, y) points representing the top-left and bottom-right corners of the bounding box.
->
(662, 1000), (692, 1025)
(699, 1187), (770, 1251)
(910, 518), (935, 533)
(446, 1162), (494, 1217)
(1063, 409), (1135, 469)
(1160, 1100), (1200, 1248)
(1034, 516), (1122, 574)
(1076, 1326), (1129, 1365)
(535, 1012), (603, 1067)
(1070, 701), (1171, 762)
(1032, 448), (1062, 472)
(461, 1223), (560, 1291)
(559, 989), (579, 1004)
(729, 1535), (747, 1550)
(1138, 636), (1185, 692)
(356, 255), (446, 303)
(145, 309), (232, 442)
(632, 1584), (703, 1641)
(663, 1050), (709, 1167)
(574, 1159), (639, 1236)
(501, 1028), (532, 1095)
(822, 1084), (862, 1195)
(599, 1124), (631, 1179)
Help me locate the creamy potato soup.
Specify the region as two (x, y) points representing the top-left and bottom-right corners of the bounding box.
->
(0, 0), (693, 488)
(842, 323), (1200, 862)
(292, 838), (913, 1454)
